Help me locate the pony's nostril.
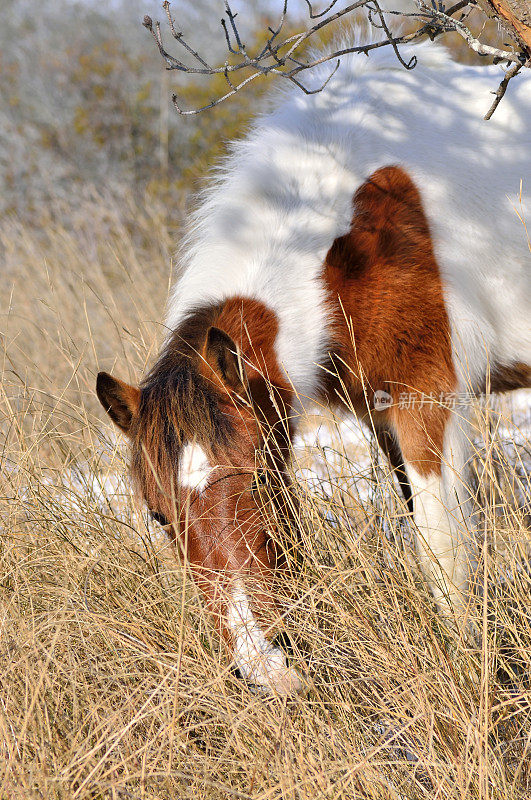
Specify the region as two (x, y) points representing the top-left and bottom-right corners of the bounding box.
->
(271, 631), (294, 660)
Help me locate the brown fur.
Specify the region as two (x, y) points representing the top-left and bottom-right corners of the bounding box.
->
(130, 305), (233, 517)
(490, 361), (531, 393)
(323, 165), (457, 477)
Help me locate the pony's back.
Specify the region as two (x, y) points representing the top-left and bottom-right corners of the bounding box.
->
(167, 36), (531, 394)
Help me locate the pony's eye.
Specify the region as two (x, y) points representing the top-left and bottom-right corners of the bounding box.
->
(251, 471), (268, 495)
(150, 511), (169, 527)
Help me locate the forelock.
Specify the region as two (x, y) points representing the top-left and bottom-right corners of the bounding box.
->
(129, 316), (233, 506)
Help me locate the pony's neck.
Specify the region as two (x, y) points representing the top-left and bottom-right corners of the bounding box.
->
(212, 296), (296, 452)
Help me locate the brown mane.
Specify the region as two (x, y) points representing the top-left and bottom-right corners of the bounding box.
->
(130, 304), (234, 510)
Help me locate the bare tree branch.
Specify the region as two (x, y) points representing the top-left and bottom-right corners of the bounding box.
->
(415, 0), (525, 63)
(143, 1), (530, 119)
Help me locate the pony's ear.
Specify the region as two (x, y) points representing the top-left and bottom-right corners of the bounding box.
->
(202, 327), (247, 393)
(96, 372), (140, 435)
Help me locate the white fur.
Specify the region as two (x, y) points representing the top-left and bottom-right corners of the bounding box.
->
(180, 441), (211, 492)
(167, 36), (530, 403)
(406, 464), (467, 613)
(227, 584), (303, 693)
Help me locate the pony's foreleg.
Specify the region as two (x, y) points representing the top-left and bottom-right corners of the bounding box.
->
(375, 425), (413, 514)
(440, 407), (478, 608)
(392, 403), (476, 617)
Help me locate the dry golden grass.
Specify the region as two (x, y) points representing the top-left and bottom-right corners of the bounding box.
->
(1, 194), (530, 800)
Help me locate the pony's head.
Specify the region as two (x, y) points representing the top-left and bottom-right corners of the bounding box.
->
(96, 314), (302, 693)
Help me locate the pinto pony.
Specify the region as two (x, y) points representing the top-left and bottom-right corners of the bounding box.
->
(97, 39), (531, 694)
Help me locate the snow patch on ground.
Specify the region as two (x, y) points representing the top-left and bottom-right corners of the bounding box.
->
(292, 391), (531, 529)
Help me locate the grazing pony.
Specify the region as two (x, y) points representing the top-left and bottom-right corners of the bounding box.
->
(97, 38), (530, 694)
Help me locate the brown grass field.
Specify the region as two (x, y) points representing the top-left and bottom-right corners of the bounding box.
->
(1, 155), (530, 798)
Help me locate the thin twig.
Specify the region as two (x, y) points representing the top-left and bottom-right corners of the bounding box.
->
(164, 3), (212, 69)
(287, 58), (341, 94)
(172, 70), (264, 115)
(261, 0), (289, 58)
(368, 0), (417, 70)
(304, 0), (341, 19)
(484, 61), (523, 120)
(225, 1), (244, 52)
(221, 17), (238, 55)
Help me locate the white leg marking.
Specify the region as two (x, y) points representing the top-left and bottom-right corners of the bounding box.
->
(440, 408), (477, 600)
(406, 463), (470, 614)
(180, 441), (212, 492)
(227, 583), (303, 694)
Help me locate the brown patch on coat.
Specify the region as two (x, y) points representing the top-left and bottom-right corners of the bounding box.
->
(322, 165), (457, 477)
(211, 297), (294, 446)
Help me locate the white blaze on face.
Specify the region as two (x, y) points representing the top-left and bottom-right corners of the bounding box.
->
(227, 583), (303, 695)
(179, 441), (212, 492)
